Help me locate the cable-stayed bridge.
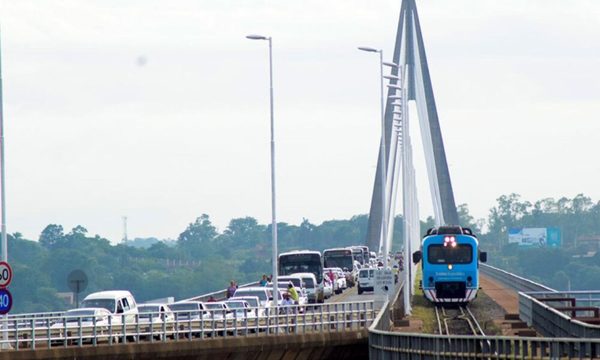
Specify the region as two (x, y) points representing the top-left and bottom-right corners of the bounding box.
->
(1, 1), (599, 359)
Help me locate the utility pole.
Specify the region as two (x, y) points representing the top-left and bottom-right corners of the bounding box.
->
(122, 216), (128, 244)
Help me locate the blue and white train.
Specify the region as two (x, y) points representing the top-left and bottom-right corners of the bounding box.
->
(412, 226), (487, 304)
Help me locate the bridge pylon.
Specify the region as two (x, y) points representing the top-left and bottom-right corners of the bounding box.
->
(365, 0), (460, 313)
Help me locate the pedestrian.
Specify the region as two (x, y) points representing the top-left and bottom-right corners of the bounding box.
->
(259, 274), (268, 286)
(287, 283), (299, 305)
(328, 269), (335, 283)
(207, 296), (217, 302)
(280, 292), (294, 314)
(226, 280), (237, 299)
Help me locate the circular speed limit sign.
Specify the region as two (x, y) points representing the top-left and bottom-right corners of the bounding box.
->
(0, 261), (13, 288)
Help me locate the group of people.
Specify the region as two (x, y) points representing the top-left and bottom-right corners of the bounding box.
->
(258, 274), (299, 306)
(259, 274), (271, 286)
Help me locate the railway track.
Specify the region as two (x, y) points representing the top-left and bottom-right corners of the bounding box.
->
(434, 305), (486, 337)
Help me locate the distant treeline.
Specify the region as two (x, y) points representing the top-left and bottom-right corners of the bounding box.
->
(8, 193), (600, 313)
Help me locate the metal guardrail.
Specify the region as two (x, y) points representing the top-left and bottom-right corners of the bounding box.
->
(520, 291), (600, 339)
(480, 263), (556, 293)
(368, 265), (600, 358)
(184, 281), (260, 303)
(0, 301), (375, 351)
(369, 330), (600, 359)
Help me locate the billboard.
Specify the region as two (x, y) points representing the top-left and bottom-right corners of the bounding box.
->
(508, 227), (561, 248)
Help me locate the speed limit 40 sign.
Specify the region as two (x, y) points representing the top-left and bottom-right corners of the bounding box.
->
(0, 261), (13, 288)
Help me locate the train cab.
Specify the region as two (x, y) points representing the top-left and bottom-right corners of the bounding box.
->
(412, 226), (487, 304)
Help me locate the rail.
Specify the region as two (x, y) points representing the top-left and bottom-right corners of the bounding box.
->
(368, 331), (600, 359)
(183, 281), (260, 303)
(0, 301), (375, 351)
(520, 290), (600, 339)
(480, 263), (556, 293)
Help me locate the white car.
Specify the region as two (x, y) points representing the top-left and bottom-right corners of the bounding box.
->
(229, 296), (263, 317)
(278, 275), (308, 300)
(323, 278), (333, 299)
(274, 282), (308, 307)
(358, 268), (375, 295)
(50, 308), (113, 344)
(204, 302), (233, 320)
(332, 268), (347, 289)
(169, 301), (206, 321)
(225, 299), (255, 320)
(233, 287), (282, 314)
(290, 273), (320, 303)
(138, 303), (174, 324)
(137, 303), (174, 340)
(324, 268), (344, 294)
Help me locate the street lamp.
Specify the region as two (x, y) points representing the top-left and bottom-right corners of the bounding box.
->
(247, 34), (279, 299)
(358, 46), (388, 268)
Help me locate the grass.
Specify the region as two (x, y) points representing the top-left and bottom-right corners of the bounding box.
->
(408, 268), (437, 333)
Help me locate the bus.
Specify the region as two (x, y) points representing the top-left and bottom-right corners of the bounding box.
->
(348, 246), (366, 266)
(278, 250), (324, 303)
(323, 248), (354, 271)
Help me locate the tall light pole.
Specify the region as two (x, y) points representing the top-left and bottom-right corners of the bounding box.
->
(247, 34), (278, 300)
(0, 27), (9, 348)
(358, 46), (388, 268)
(0, 28), (6, 265)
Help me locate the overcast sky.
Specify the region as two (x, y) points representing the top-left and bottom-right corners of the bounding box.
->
(1, 0), (599, 243)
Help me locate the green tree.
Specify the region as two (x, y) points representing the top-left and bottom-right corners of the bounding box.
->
(178, 214), (217, 246)
(39, 224), (65, 248)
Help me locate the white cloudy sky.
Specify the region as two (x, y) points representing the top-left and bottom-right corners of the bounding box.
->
(1, 0), (599, 243)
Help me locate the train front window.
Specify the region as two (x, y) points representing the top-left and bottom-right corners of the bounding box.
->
(427, 244), (472, 264)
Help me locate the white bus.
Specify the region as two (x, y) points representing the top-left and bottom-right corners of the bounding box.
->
(278, 250), (324, 303)
(323, 248), (354, 271)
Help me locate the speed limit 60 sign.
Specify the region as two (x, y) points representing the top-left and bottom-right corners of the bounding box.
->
(0, 261), (13, 288)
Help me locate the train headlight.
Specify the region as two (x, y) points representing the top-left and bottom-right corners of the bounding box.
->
(448, 264), (453, 270)
(444, 236), (457, 247)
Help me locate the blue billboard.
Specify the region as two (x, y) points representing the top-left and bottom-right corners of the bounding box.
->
(508, 227), (561, 248)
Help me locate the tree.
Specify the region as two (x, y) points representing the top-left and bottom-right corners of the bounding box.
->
(178, 214), (217, 246)
(488, 193), (531, 235)
(70, 225), (88, 237)
(39, 224), (64, 248)
(457, 204), (482, 233)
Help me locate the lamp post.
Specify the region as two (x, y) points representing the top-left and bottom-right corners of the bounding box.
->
(358, 46), (388, 268)
(247, 34), (278, 300)
(0, 27), (11, 349)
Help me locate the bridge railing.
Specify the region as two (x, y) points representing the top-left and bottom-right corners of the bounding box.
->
(183, 281), (260, 303)
(480, 263), (556, 293)
(369, 330), (600, 359)
(369, 265), (600, 358)
(520, 290), (600, 339)
(0, 301), (375, 351)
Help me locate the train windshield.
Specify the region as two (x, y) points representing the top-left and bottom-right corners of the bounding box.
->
(427, 244), (472, 264)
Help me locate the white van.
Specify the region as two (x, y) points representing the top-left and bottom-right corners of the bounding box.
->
(80, 290), (138, 324)
(291, 273), (318, 303)
(357, 269), (375, 295)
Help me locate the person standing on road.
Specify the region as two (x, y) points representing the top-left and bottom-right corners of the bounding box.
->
(287, 283), (299, 305)
(226, 280), (237, 299)
(259, 274), (268, 286)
